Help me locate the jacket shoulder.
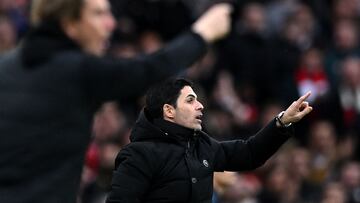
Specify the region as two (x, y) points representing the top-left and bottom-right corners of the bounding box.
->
(114, 141), (160, 169)
(51, 51), (85, 66)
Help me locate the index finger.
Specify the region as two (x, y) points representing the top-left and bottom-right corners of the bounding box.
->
(297, 91), (311, 105)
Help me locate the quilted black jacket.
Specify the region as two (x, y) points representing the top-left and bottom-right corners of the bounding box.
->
(106, 109), (293, 203)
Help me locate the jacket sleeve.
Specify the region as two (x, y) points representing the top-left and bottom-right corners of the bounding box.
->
(106, 143), (156, 203)
(212, 119), (293, 172)
(82, 31), (206, 102)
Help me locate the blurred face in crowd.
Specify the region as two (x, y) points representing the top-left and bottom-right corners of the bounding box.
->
(163, 86), (204, 130)
(310, 121), (336, 154)
(341, 57), (360, 87)
(242, 3), (265, 32)
(334, 19), (358, 50)
(266, 166), (289, 193)
(340, 162), (360, 189)
(0, 16), (16, 53)
(302, 48), (323, 72)
(289, 148), (310, 179)
(64, 0), (115, 56)
(321, 183), (346, 203)
(333, 0), (359, 19)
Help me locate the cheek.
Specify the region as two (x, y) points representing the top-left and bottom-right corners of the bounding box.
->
(176, 110), (192, 123)
(183, 109), (196, 123)
(81, 19), (103, 37)
(75, 23), (94, 42)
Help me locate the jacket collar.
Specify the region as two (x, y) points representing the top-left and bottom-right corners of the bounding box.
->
(153, 118), (199, 141)
(130, 109), (204, 143)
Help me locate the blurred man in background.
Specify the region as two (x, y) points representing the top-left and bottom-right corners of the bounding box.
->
(0, 0), (232, 202)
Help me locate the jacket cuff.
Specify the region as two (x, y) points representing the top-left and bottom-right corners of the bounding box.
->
(188, 29), (208, 51)
(271, 118), (294, 138)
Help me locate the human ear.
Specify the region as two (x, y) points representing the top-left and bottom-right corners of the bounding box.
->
(61, 20), (79, 40)
(163, 104), (175, 119)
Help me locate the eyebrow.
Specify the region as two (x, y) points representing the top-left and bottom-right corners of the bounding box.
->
(186, 94), (197, 99)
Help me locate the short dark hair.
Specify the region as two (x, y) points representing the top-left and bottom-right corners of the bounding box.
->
(145, 78), (192, 119)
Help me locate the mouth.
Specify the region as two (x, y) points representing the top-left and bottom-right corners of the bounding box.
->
(195, 114), (203, 122)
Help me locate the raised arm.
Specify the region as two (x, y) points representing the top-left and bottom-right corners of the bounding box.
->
(82, 4), (232, 102)
(213, 92), (313, 171)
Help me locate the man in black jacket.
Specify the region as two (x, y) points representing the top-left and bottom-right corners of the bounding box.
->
(106, 78), (313, 203)
(0, 0), (232, 202)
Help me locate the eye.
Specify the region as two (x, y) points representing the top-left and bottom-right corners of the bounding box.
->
(93, 8), (110, 17)
(187, 98), (194, 103)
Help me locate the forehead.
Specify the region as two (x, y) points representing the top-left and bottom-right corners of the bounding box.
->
(179, 86), (196, 98)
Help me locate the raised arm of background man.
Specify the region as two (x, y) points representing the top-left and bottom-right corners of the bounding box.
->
(23, 0), (232, 103)
(81, 3), (233, 102)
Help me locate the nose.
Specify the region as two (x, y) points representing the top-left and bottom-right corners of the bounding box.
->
(105, 13), (116, 32)
(197, 101), (204, 111)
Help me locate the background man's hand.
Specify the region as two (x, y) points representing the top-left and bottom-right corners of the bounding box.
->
(192, 3), (232, 43)
(280, 91), (313, 125)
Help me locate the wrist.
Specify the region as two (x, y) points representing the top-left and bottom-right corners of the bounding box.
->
(191, 26), (212, 43)
(275, 111), (292, 128)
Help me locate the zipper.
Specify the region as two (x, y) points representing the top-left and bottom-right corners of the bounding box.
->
(186, 131), (197, 156)
(185, 139), (190, 157)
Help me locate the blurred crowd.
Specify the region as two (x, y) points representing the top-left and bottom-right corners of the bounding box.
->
(1, 0), (360, 202)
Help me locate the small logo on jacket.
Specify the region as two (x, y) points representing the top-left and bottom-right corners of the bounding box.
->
(203, 160), (209, 167)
